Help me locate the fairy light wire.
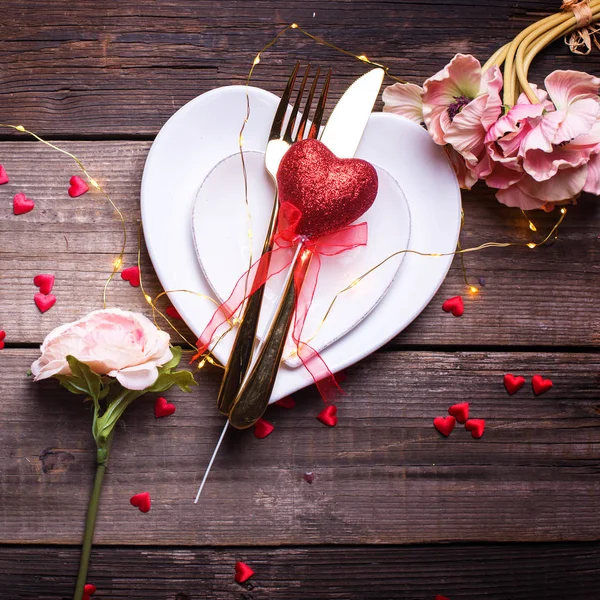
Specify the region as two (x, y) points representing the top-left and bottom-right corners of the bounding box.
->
(0, 123), (126, 309)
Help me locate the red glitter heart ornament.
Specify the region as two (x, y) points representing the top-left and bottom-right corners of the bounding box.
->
(121, 266), (140, 287)
(317, 404), (338, 427)
(234, 561), (255, 583)
(442, 295), (464, 317)
(504, 373), (525, 395)
(13, 193), (35, 215)
(68, 175), (89, 197)
(0, 165), (9, 184)
(33, 274), (55, 295)
(465, 418), (485, 439)
(433, 415), (456, 437)
(254, 417), (275, 439)
(34, 293), (56, 313)
(277, 139), (378, 239)
(448, 402), (469, 424)
(130, 491), (151, 513)
(154, 396), (176, 418)
(532, 374), (553, 395)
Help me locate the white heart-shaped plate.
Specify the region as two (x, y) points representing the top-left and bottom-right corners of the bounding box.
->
(141, 85), (461, 403)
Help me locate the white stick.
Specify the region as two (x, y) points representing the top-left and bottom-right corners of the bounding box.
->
(194, 421), (229, 503)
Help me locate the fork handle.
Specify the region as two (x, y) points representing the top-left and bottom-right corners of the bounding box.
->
(228, 245), (312, 429)
(216, 197), (281, 416)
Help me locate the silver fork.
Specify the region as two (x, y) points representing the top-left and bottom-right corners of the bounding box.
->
(216, 63), (332, 418)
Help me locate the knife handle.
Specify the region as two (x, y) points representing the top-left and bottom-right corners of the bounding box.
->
(216, 199), (280, 416)
(228, 246), (312, 429)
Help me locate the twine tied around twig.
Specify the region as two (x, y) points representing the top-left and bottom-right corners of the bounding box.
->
(562, 0), (600, 54)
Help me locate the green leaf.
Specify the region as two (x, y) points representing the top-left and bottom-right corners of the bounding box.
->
(159, 346), (183, 374)
(147, 368), (197, 394)
(55, 355), (104, 402)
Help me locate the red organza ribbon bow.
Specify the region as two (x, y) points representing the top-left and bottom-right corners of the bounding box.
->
(194, 201), (368, 400)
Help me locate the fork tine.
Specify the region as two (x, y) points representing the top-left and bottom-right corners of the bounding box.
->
(270, 62), (300, 140)
(307, 68), (332, 139)
(283, 65), (311, 143)
(295, 66), (321, 142)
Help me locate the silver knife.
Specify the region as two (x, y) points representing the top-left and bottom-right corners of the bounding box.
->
(226, 67), (386, 430)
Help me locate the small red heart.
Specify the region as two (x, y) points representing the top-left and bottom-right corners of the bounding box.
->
(448, 402), (469, 424)
(504, 373), (525, 395)
(13, 193), (35, 215)
(317, 404), (338, 427)
(68, 175), (89, 197)
(130, 491), (151, 513)
(234, 561), (255, 583)
(254, 418), (274, 439)
(121, 266), (140, 287)
(532, 374), (553, 395)
(33, 273), (55, 295)
(165, 306), (182, 320)
(83, 583), (96, 596)
(433, 415), (456, 437)
(465, 418), (485, 439)
(0, 165), (9, 184)
(154, 396), (176, 418)
(442, 296), (464, 317)
(275, 396), (295, 409)
(34, 293), (56, 313)
(0, 331), (4, 350)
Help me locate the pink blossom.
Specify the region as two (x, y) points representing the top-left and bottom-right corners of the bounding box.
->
(31, 308), (173, 390)
(382, 82), (424, 124)
(482, 71), (600, 209)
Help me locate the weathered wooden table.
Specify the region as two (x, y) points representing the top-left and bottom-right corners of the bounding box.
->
(1, 1), (599, 598)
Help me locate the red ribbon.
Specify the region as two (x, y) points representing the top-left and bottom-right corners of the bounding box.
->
(193, 202), (368, 400)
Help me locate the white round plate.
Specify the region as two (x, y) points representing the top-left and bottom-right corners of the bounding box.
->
(192, 150), (411, 368)
(141, 85), (461, 403)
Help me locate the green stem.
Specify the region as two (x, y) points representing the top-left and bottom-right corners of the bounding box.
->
(73, 432), (114, 600)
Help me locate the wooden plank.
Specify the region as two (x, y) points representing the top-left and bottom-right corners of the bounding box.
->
(0, 142), (599, 347)
(0, 1), (598, 135)
(1, 542), (599, 599)
(1, 349), (599, 545)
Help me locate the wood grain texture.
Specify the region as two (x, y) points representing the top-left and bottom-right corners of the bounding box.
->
(1, 542), (599, 599)
(0, 142), (598, 347)
(1, 1), (599, 135)
(2, 349), (599, 545)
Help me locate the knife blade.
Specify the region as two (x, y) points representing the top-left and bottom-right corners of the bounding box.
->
(320, 67), (385, 158)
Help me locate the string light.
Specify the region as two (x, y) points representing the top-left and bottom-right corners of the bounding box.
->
(469, 286), (479, 294)
(527, 242), (537, 249)
(113, 257), (122, 270)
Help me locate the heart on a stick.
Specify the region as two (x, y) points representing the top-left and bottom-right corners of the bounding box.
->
(277, 139), (378, 238)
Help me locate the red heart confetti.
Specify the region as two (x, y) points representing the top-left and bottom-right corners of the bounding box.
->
(433, 415), (456, 437)
(121, 266), (140, 287)
(165, 306), (182, 320)
(0, 165), (9, 184)
(34, 293), (56, 313)
(275, 396), (296, 409)
(33, 274), (55, 295)
(448, 402), (469, 424)
(304, 471), (315, 484)
(68, 175), (89, 198)
(83, 583), (96, 596)
(130, 491), (151, 513)
(0, 330), (5, 350)
(254, 418), (274, 439)
(13, 193), (35, 215)
(532, 374), (553, 395)
(317, 404), (338, 427)
(154, 396), (176, 418)
(234, 561), (255, 584)
(442, 296), (464, 317)
(504, 373), (525, 395)
(465, 418), (485, 439)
